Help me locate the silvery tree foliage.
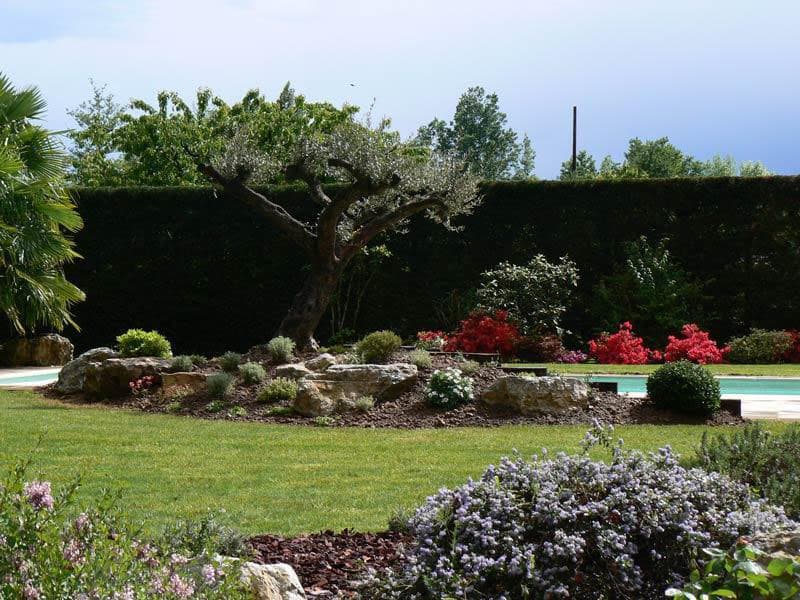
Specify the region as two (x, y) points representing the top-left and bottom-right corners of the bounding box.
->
(367, 425), (794, 599)
(195, 117), (480, 348)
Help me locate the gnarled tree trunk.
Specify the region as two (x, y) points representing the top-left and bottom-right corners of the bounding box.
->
(276, 263), (342, 350)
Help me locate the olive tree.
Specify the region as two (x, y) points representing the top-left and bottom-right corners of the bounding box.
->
(192, 119), (480, 349)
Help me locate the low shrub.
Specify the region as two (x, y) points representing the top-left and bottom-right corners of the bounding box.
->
(169, 355), (194, 372)
(166, 401), (182, 413)
(356, 330), (402, 363)
(328, 328), (356, 345)
(206, 372), (233, 399)
(695, 422), (800, 518)
(258, 377), (298, 403)
(667, 542), (800, 599)
(266, 405), (294, 416)
(516, 333), (565, 362)
(407, 349), (433, 369)
(116, 328), (172, 358)
(589, 321), (661, 364)
(458, 359), (481, 375)
(556, 349), (588, 363)
(266, 336), (295, 363)
(189, 354), (209, 367)
(313, 416), (334, 427)
(784, 330), (800, 363)
(0, 460), (246, 598)
(238, 362), (266, 385)
(368, 425), (792, 599)
(228, 406), (247, 418)
(159, 511), (250, 559)
(425, 368), (474, 409)
(353, 395), (375, 413)
(728, 329), (794, 364)
(218, 351), (242, 373)
(647, 360), (721, 414)
(206, 400), (225, 413)
(444, 310), (521, 357)
(326, 344), (348, 355)
(415, 330), (446, 351)
(664, 323), (728, 364)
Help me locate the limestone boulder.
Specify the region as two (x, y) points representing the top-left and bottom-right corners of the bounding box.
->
(274, 363), (314, 380)
(293, 363), (418, 416)
(0, 334), (73, 367)
(748, 529), (800, 555)
(160, 371), (207, 397)
(53, 347), (118, 394)
(83, 357), (171, 399)
(240, 562), (306, 600)
(305, 353), (336, 372)
(481, 375), (589, 415)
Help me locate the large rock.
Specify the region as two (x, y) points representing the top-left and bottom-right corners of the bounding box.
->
(748, 529), (800, 555)
(240, 562), (306, 600)
(160, 371), (207, 397)
(83, 357), (171, 399)
(0, 334), (73, 367)
(53, 347), (118, 394)
(293, 363), (418, 416)
(274, 363), (314, 380)
(481, 375), (589, 415)
(305, 353), (336, 372)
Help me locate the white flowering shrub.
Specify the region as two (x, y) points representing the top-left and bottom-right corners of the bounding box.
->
(0, 460), (247, 599)
(425, 368), (474, 409)
(367, 425), (794, 599)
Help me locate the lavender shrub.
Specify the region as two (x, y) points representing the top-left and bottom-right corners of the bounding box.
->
(367, 425), (794, 599)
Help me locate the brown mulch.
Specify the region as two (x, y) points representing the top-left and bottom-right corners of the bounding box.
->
(45, 352), (744, 427)
(248, 530), (408, 597)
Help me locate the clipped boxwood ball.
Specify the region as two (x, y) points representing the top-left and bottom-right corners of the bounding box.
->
(647, 360), (721, 415)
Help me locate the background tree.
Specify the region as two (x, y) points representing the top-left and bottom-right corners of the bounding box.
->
(559, 149), (597, 180)
(0, 73), (84, 336)
(67, 83), (359, 186)
(416, 86), (533, 179)
(623, 137), (703, 178)
(701, 154), (773, 177)
(192, 117), (480, 348)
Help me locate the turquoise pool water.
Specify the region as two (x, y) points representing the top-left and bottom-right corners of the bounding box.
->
(588, 375), (800, 396)
(0, 372), (59, 386)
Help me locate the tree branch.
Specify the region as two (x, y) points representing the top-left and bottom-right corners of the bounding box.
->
(341, 195), (440, 260)
(198, 163), (316, 253)
(283, 162), (331, 206)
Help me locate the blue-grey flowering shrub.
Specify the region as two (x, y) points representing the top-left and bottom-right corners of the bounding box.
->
(0, 458), (247, 599)
(367, 425), (794, 599)
(425, 368), (474, 409)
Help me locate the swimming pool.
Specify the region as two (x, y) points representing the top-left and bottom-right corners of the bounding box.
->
(587, 375), (800, 396)
(0, 369), (61, 387)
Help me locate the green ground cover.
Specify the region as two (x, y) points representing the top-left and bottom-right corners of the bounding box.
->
(0, 390), (788, 536)
(507, 363), (800, 376)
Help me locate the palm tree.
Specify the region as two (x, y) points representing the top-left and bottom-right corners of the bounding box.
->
(0, 73), (84, 336)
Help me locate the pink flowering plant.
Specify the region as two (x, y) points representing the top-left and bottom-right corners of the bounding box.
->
(0, 457), (247, 599)
(129, 375), (158, 396)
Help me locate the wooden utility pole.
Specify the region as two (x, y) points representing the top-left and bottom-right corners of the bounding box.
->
(571, 106), (577, 175)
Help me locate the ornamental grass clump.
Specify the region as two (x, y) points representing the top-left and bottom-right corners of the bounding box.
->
(266, 336), (295, 364)
(169, 355), (194, 372)
(425, 368), (474, 409)
(116, 328), (172, 358)
(367, 425), (794, 599)
(407, 349), (433, 369)
(206, 372), (233, 399)
(0, 459), (247, 598)
(218, 351), (242, 373)
(647, 360), (721, 415)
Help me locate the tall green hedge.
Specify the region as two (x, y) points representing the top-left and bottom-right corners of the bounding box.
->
(63, 176), (800, 355)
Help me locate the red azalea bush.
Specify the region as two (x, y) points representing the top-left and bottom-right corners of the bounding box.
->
(664, 324), (728, 364)
(588, 322), (661, 364)
(783, 330), (800, 363)
(416, 330), (447, 351)
(445, 310), (521, 357)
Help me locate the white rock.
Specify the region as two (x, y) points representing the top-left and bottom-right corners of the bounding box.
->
(304, 353), (336, 372)
(240, 562), (306, 599)
(274, 363), (314, 379)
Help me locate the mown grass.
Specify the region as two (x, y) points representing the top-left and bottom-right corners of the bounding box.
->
(0, 390), (786, 536)
(507, 363), (800, 377)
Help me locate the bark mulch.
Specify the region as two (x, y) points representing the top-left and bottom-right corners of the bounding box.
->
(248, 530), (408, 597)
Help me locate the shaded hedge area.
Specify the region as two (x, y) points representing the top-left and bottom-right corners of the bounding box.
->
(64, 177), (800, 355)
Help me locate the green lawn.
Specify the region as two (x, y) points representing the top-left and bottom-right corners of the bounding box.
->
(506, 363), (800, 377)
(0, 390), (781, 536)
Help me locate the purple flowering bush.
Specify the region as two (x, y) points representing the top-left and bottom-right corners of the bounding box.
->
(368, 425), (795, 599)
(0, 459), (248, 599)
(555, 349), (588, 364)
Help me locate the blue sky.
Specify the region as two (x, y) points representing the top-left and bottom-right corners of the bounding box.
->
(2, 0), (799, 177)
